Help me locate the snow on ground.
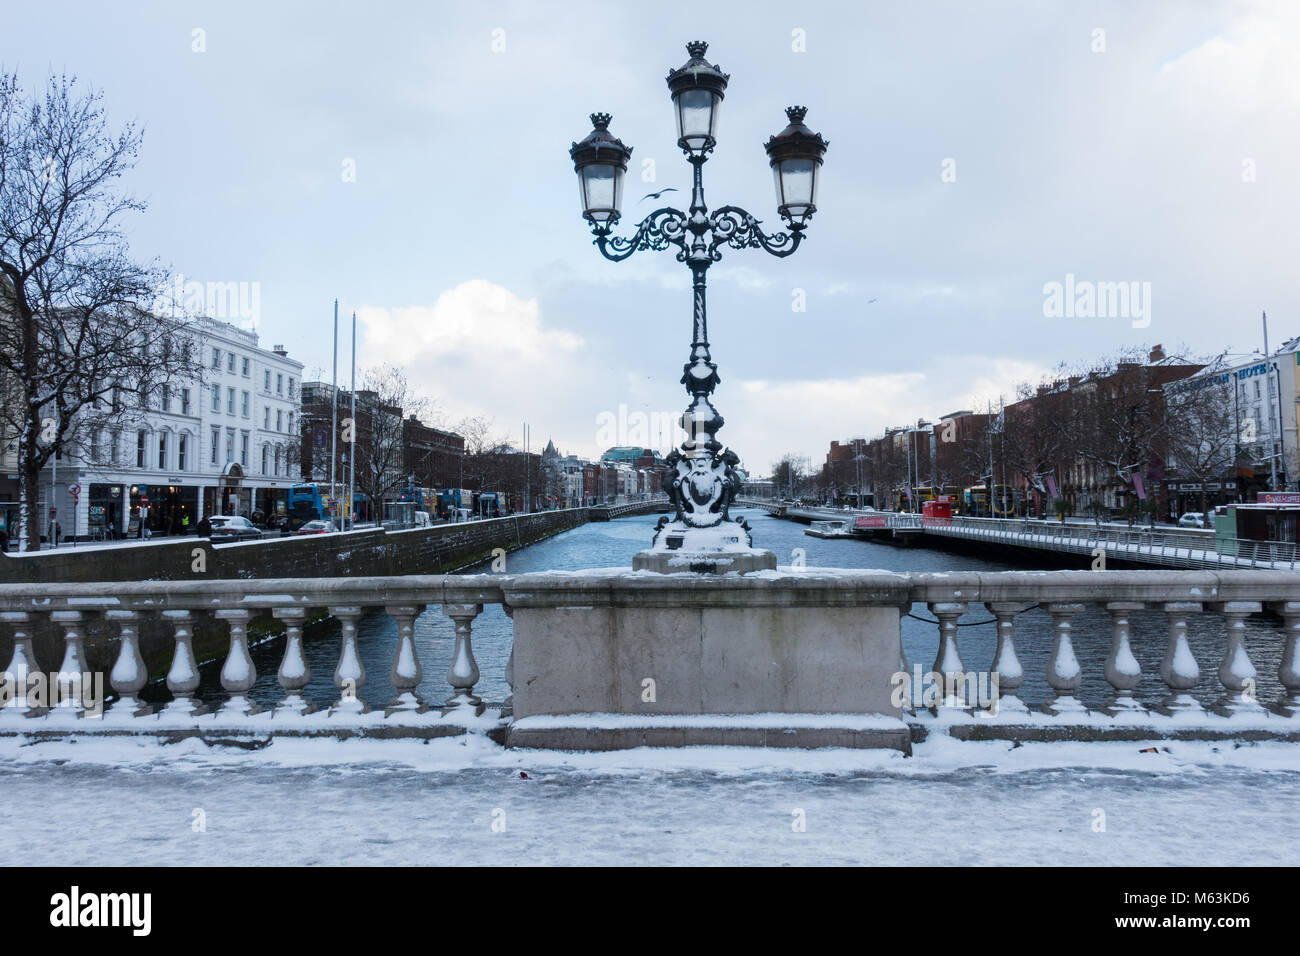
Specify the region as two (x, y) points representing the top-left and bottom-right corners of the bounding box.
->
(1, 734), (1296, 866)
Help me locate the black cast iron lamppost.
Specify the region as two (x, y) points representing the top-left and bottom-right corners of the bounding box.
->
(570, 41), (828, 568)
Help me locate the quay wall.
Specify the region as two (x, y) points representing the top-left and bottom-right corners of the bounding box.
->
(1, 509), (589, 682)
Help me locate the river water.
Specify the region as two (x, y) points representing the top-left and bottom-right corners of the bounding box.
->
(183, 508), (1286, 712)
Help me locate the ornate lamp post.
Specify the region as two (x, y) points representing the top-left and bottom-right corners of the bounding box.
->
(570, 41), (828, 570)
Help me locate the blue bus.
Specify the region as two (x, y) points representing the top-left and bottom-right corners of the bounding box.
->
(288, 483), (325, 531)
(436, 488), (476, 520)
(289, 483), (364, 530)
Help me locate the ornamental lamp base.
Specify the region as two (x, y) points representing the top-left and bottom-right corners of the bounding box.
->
(635, 518), (776, 574)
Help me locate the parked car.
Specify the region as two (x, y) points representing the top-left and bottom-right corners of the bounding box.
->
(1178, 512), (1207, 528)
(296, 520), (335, 535)
(206, 515), (263, 543)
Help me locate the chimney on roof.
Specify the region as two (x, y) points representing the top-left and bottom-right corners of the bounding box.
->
(1148, 344), (1165, 363)
(272, 344), (287, 357)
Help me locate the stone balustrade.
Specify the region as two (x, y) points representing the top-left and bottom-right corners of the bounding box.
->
(1, 570), (1298, 748)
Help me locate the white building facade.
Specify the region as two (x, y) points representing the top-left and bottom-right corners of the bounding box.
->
(39, 318), (304, 539)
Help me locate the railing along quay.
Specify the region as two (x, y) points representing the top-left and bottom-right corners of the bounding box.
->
(920, 515), (1297, 571)
(1, 571), (1298, 744)
(738, 497), (1295, 570)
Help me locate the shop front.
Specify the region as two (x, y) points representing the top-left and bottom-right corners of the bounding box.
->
(202, 462), (250, 518)
(88, 482), (126, 539)
(129, 483), (200, 537)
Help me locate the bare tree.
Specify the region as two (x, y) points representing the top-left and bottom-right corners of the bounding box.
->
(351, 364), (427, 515)
(1163, 356), (1237, 525)
(1071, 347), (1204, 518)
(771, 453), (812, 500)
(0, 73), (195, 550)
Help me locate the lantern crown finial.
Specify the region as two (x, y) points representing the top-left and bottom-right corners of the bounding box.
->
(785, 105), (807, 125)
(590, 112), (612, 130)
(686, 40), (708, 58)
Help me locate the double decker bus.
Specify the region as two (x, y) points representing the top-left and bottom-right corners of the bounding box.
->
(963, 484), (1016, 517)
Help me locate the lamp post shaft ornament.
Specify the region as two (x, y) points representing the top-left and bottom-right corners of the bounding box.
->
(570, 41), (827, 568)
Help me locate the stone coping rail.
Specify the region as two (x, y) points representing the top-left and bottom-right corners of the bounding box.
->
(1, 569), (1297, 745)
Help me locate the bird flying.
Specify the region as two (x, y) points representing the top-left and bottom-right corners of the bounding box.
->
(640, 187), (679, 202)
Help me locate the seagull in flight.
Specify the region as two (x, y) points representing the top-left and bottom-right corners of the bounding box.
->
(640, 187), (679, 202)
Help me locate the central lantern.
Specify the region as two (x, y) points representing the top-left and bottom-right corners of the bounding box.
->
(569, 41), (828, 572)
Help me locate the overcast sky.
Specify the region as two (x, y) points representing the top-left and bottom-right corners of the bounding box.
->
(5, 1), (1297, 475)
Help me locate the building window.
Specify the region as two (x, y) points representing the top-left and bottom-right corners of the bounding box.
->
(136, 431), (147, 468)
(211, 348), (221, 369)
(181, 388), (192, 415)
(263, 407), (270, 429)
(276, 373), (283, 396)
(211, 427), (220, 465)
(288, 412), (295, 434)
(274, 446), (281, 477)
(157, 432), (167, 469)
(160, 384), (170, 412)
(240, 432), (249, 465)
(262, 444), (269, 475)
(225, 429), (235, 464)
(264, 370), (271, 391)
(242, 357), (250, 377)
(276, 409), (283, 432)
(111, 430), (121, 465)
(241, 390), (250, 417)
(226, 387), (235, 415)
(90, 430), (103, 462)
(227, 351), (236, 373)
(211, 384), (220, 412)
(178, 434), (188, 471)
(288, 378), (296, 398)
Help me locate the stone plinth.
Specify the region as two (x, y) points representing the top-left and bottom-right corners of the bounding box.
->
(632, 548), (776, 574)
(503, 569), (912, 752)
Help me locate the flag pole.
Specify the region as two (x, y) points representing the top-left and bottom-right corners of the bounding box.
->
(349, 310), (357, 528)
(331, 299), (339, 522)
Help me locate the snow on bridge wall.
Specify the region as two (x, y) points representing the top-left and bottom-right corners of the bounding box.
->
(0, 509), (589, 679)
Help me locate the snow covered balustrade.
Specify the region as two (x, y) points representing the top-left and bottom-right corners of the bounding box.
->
(905, 570), (1300, 742)
(0, 570), (1298, 750)
(0, 576), (509, 742)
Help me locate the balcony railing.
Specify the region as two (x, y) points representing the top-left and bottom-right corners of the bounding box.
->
(1, 571), (1298, 738)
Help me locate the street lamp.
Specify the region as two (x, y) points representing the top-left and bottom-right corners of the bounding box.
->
(570, 41), (827, 568)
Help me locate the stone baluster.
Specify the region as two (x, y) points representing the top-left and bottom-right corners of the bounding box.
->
(330, 606), (367, 714)
(51, 611), (91, 714)
(1044, 603), (1086, 715)
(1159, 601), (1203, 714)
(1274, 602), (1300, 717)
(272, 608), (313, 715)
(386, 604), (427, 715)
(161, 610), (207, 717)
(215, 609), (259, 717)
(501, 604), (515, 718)
(0, 612), (39, 717)
(443, 604), (485, 716)
(1102, 602), (1144, 715)
(928, 602), (967, 707)
(898, 623), (914, 715)
(1211, 602), (1264, 716)
(105, 610), (150, 720)
(985, 602), (1029, 714)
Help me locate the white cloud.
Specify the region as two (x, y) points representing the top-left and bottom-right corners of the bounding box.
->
(358, 280), (588, 434)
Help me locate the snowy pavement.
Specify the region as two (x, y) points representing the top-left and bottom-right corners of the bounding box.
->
(1, 735), (1297, 866)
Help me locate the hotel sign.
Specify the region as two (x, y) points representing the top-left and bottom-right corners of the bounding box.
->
(1258, 492), (1300, 504)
